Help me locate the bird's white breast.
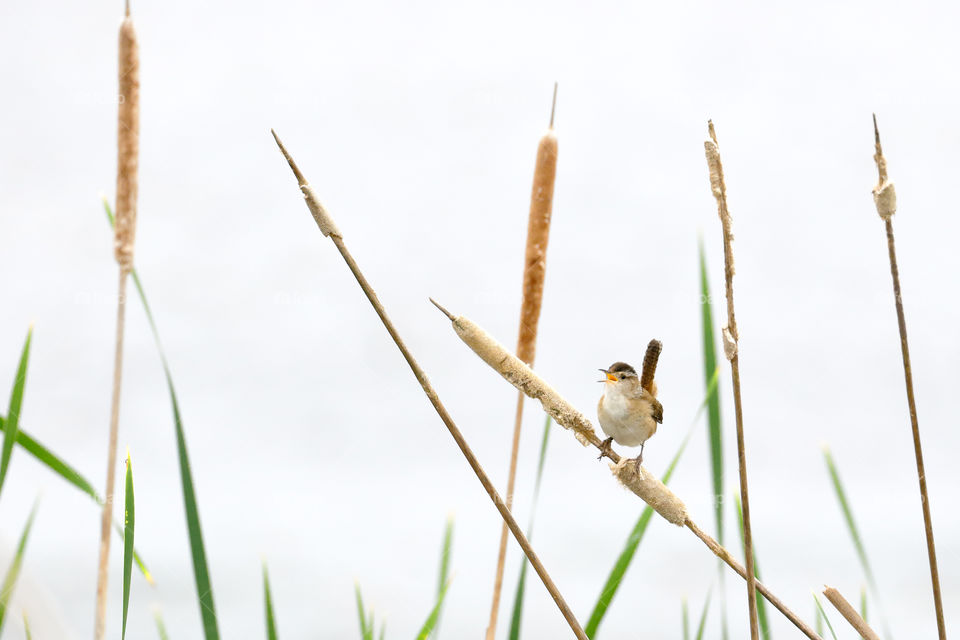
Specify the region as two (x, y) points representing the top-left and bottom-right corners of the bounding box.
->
(598, 385), (657, 447)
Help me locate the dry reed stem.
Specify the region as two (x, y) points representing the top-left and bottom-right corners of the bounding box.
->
(686, 521), (822, 640)
(486, 84), (559, 640)
(436, 303), (822, 639)
(704, 120), (760, 640)
(95, 9), (139, 639)
(871, 115), (946, 640)
(822, 586), (881, 640)
(272, 132), (587, 640)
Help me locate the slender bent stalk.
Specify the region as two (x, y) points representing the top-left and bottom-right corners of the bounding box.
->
(488, 82), (559, 640)
(871, 115), (945, 640)
(271, 131), (587, 640)
(704, 120), (759, 640)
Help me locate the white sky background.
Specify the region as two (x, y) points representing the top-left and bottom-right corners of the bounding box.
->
(1, 0), (959, 638)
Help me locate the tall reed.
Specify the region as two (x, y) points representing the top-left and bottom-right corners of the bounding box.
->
(871, 115), (945, 639)
(487, 83), (559, 640)
(95, 3), (140, 638)
(272, 131), (588, 639)
(703, 121), (759, 639)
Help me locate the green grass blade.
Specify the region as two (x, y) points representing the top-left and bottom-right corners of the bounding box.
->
(812, 594), (838, 640)
(22, 611), (32, 640)
(104, 198), (219, 638)
(734, 496), (770, 639)
(434, 515), (454, 638)
(153, 609), (171, 640)
(415, 578), (451, 640)
(0, 328), (32, 501)
(860, 585), (868, 622)
(1, 415), (154, 583)
(699, 240), (724, 544)
(0, 499), (39, 635)
(699, 239), (729, 640)
(122, 452), (135, 639)
(822, 447), (876, 587)
(694, 587), (713, 640)
(682, 599), (690, 640)
(3, 419), (101, 501)
(508, 415), (552, 640)
(355, 583), (372, 640)
(263, 562), (279, 640)
(814, 602), (824, 636)
(584, 412), (702, 638)
(168, 376), (219, 639)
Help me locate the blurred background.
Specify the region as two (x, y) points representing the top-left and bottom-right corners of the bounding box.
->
(1, 0), (958, 637)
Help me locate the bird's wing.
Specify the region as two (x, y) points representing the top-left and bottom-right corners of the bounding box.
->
(651, 399), (663, 424)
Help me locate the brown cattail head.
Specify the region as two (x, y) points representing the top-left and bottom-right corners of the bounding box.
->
(639, 339), (661, 393)
(114, 13), (140, 268)
(871, 114), (897, 219)
(516, 89), (559, 366)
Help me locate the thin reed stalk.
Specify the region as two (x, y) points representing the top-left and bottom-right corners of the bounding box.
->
(703, 120), (759, 640)
(822, 586), (880, 640)
(95, 5), (139, 638)
(271, 131), (588, 640)
(432, 302), (823, 640)
(487, 83), (559, 640)
(871, 115), (946, 640)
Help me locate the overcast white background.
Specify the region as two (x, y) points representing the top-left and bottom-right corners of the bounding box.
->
(1, 0), (958, 638)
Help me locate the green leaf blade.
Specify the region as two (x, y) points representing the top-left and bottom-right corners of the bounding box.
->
(0, 500), (39, 635)
(122, 452), (135, 640)
(263, 562), (279, 640)
(0, 328), (33, 500)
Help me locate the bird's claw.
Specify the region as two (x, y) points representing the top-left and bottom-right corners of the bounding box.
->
(597, 437), (614, 461)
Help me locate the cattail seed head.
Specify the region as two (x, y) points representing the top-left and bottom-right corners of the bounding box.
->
(516, 117), (558, 366)
(448, 312), (596, 446)
(871, 114), (897, 219)
(611, 457), (688, 526)
(114, 15), (140, 268)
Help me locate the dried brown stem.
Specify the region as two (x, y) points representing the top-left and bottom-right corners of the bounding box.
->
(273, 133), (587, 640)
(872, 116), (946, 640)
(822, 585), (881, 640)
(95, 267), (129, 640)
(704, 120), (760, 640)
(486, 85), (559, 640)
(436, 303), (821, 639)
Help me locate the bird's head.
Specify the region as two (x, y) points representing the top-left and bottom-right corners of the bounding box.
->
(598, 362), (639, 389)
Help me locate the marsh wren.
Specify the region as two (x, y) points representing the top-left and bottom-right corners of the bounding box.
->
(597, 340), (663, 470)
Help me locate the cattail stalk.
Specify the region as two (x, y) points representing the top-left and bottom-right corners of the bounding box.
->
(486, 83), (559, 640)
(704, 120), (760, 640)
(433, 302), (823, 640)
(871, 115), (946, 639)
(271, 131), (587, 640)
(95, 4), (139, 639)
(822, 586), (881, 640)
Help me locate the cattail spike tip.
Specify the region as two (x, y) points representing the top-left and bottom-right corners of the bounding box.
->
(429, 298), (455, 321)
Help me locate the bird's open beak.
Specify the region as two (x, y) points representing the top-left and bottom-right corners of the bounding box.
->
(598, 368), (616, 383)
